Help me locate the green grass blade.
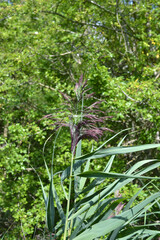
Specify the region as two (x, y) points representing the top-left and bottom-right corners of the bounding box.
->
(52, 181), (65, 221)
(31, 165), (48, 210)
(71, 158), (160, 220)
(105, 135), (127, 171)
(125, 159), (158, 174)
(108, 181), (152, 240)
(47, 179), (55, 233)
(75, 144), (160, 161)
(79, 145), (94, 191)
(79, 136), (127, 195)
(74, 188), (104, 210)
(43, 134), (54, 180)
(39, 176), (48, 211)
(61, 177), (68, 200)
(71, 198), (122, 239)
(70, 160), (160, 224)
(117, 228), (160, 240)
(74, 140), (82, 194)
(61, 159), (86, 181)
(71, 181), (143, 221)
(96, 129), (131, 151)
(134, 162), (160, 176)
(78, 170), (160, 180)
(145, 235), (159, 240)
(47, 129), (61, 233)
(69, 184), (120, 221)
(62, 138), (158, 183)
(84, 197), (120, 222)
(74, 94), (84, 195)
(84, 198), (123, 228)
(79, 158), (91, 191)
(76, 139), (82, 158)
(78, 160), (160, 196)
(63, 155), (159, 239)
(73, 192), (160, 240)
(70, 213), (87, 239)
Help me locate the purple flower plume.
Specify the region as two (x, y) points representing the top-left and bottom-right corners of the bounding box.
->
(42, 74), (113, 154)
(70, 119), (113, 153)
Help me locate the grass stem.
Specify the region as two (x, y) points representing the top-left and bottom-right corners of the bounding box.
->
(63, 152), (74, 240)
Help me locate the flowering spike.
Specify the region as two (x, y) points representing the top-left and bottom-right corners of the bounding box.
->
(74, 82), (79, 94)
(41, 74), (113, 154)
(78, 73), (83, 87)
(81, 79), (88, 90)
(85, 93), (95, 99)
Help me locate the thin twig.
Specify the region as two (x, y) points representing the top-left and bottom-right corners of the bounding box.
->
(117, 85), (138, 102)
(116, 12), (128, 53)
(42, 10), (114, 31)
(48, 51), (73, 57)
(39, 83), (55, 91)
(85, 0), (114, 15)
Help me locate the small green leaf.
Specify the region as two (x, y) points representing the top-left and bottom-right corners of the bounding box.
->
(47, 179), (55, 233)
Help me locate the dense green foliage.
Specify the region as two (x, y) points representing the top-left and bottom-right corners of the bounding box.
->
(0, 0), (160, 238)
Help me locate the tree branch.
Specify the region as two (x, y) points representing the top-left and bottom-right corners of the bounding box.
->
(85, 0), (114, 15)
(42, 11), (114, 31)
(42, 10), (141, 41)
